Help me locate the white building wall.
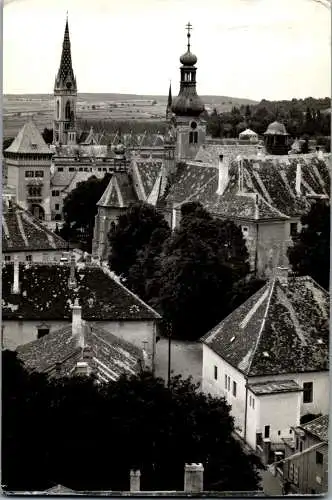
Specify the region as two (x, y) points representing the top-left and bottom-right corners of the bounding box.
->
(3, 250), (65, 263)
(249, 371), (329, 417)
(246, 390), (260, 449)
(202, 344), (247, 435)
(257, 391), (301, 445)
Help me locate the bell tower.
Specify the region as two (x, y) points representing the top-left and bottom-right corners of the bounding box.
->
(171, 23), (206, 161)
(53, 15), (77, 146)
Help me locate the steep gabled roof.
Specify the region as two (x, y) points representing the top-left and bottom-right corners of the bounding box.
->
(2, 263), (161, 321)
(2, 202), (67, 252)
(17, 322), (144, 382)
(97, 173), (137, 208)
(132, 158), (164, 201)
(201, 273), (329, 377)
(5, 121), (51, 155)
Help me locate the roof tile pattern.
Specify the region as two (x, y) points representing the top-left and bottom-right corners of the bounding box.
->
(5, 121), (51, 155)
(2, 203), (67, 252)
(202, 275), (329, 376)
(97, 173), (137, 208)
(134, 160), (163, 198)
(17, 322), (144, 381)
(165, 154), (330, 219)
(300, 415), (329, 442)
(2, 263), (160, 321)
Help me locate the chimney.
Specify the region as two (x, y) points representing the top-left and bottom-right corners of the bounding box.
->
(68, 253), (77, 289)
(275, 266), (289, 284)
(71, 298), (84, 347)
(295, 163), (301, 196)
(13, 256), (20, 294)
(216, 155), (229, 196)
(75, 361), (90, 377)
(184, 463), (204, 493)
(317, 148), (324, 160)
(130, 470), (141, 492)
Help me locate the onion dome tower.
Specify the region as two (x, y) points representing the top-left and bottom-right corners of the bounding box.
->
(171, 23), (206, 161)
(53, 15), (77, 146)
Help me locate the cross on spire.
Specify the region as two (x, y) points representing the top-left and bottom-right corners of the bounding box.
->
(186, 22), (192, 51)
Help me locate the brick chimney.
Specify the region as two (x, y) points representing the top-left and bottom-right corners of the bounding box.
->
(68, 252), (77, 289)
(130, 470), (141, 492)
(216, 155), (229, 196)
(13, 256), (20, 294)
(184, 463), (204, 493)
(71, 298), (84, 347)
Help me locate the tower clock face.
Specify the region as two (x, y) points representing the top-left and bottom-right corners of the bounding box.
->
(66, 82), (72, 89)
(191, 121), (197, 129)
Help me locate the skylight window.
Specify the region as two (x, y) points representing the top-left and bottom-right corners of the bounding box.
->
(230, 336), (235, 343)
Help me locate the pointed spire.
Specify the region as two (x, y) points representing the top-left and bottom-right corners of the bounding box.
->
(55, 16), (76, 90)
(168, 81), (172, 107)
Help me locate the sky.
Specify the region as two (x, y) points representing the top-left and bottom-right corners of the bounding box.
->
(3, 0), (331, 100)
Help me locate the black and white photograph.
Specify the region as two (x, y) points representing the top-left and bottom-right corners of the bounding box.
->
(2, 0), (330, 495)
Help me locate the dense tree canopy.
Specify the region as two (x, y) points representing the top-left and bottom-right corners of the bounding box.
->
(60, 173), (111, 252)
(149, 202), (251, 340)
(108, 202), (171, 293)
(288, 200), (330, 290)
(2, 350), (264, 493)
(207, 97), (330, 145)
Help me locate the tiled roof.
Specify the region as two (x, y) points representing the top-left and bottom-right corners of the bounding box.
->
(2, 202), (67, 252)
(53, 144), (108, 158)
(97, 173), (137, 208)
(5, 121), (51, 155)
(133, 158), (164, 199)
(2, 263), (161, 321)
(195, 144), (262, 163)
(165, 154), (330, 219)
(201, 273), (329, 377)
(248, 380), (302, 396)
(17, 322), (144, 382)
(300, 415), (329, 443)
(62, 170), (106, 193)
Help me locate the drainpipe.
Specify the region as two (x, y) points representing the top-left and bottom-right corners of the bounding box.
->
(244, 377), (249, 442)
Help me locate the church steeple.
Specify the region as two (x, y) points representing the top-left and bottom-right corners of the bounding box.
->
(166, 81), (173, 120)
(53, 15), (77, 145)
(55, 16), (77, 92)
(171, 23), (206, 161)
(171, 22), (204, 118)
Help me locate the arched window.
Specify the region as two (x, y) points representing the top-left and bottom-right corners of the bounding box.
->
(65, 101), (71, 120)
(57, 100), (60, 119)
(193, 131), (198, 143)
(189, 131), (194, 144)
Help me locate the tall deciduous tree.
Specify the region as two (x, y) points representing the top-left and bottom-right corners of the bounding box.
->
(108, 202), (170, 285)
(288, 200), (330, 290)
(150, 203), (250, 340)
(2, 351), (264, 493)
(61, 173), (111, 251)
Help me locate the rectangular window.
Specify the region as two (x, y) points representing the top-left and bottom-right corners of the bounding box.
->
(69, 167), (75, 172)
(252, 398), (255, 409)
(214, 366), (218, 380)
(26, 255), (32, 262)
(55, 204), (60, 211)
(316, 451), (323, 465)
(232, 381), (237, 397)
(57, 167), (64, 172)
(264, 425), (270, 438)
(227, 376), (230, 391)
(79, 168), (83, 172)
(35, 170), (44, 177)
(278, 430), (281, 436)
(84, 168), (89, 172)
(224, 374), (227, 389)
(290, 222), (298, 237)
(25, 170), (34, 177)
(189, 131), (193, 144)
(249, 395), (252, 407)
(52, 190), (60, 197)
(303, 382), (313, 403)
(4, 255), (11, 262)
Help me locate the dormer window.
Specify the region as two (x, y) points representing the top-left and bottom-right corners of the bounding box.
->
(31, 143), (37, 150)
